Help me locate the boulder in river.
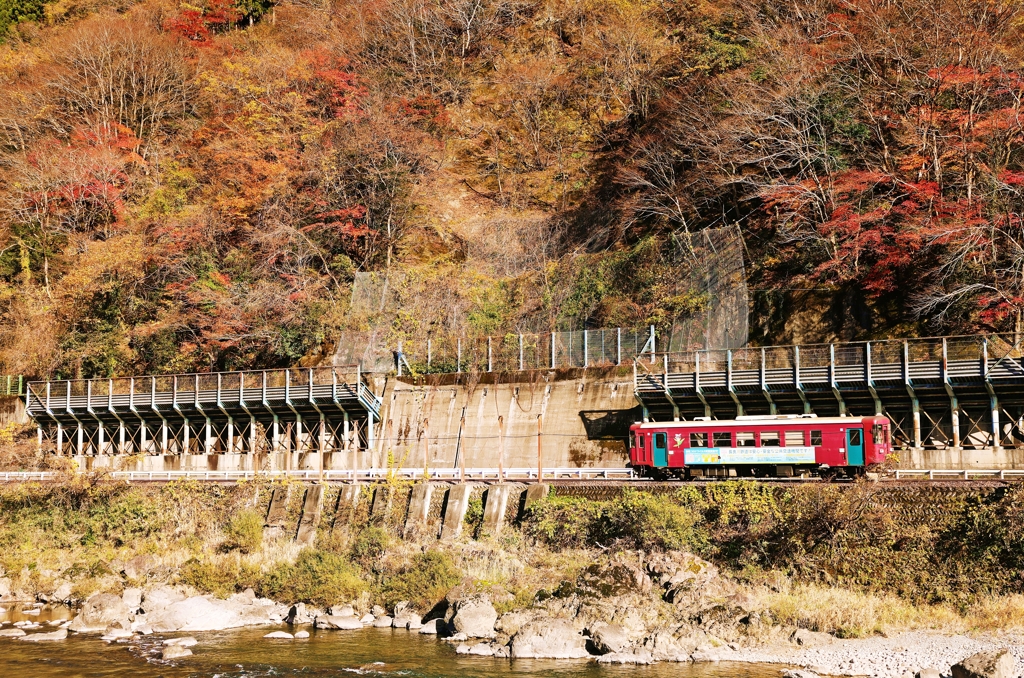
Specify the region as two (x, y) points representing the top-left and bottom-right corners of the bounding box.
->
(264, 631), (294, 639)
(315, 615), (363, 630)
(162, 645), (193, 660)
(20, 628), (68, 642)
(148, 595), (274, 632)
(511, 618), (590, 659)
(952, 648), (1016, 678)
(69, 593), (130, 633)
(0, 628), (25, 637)
(448, 595), (498, 638)
(163, 637), (198, 647)
(372, 616), (394, 628)
(142, 585), (186, 614)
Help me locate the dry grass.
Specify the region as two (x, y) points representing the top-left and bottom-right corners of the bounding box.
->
(757, 580), (1024, 638)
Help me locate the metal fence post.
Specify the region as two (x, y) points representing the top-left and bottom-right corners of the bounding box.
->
(649, 325), (656, 363)
(583, 330), (589, 368)
(487, 337), (493, 372)
(519, 334), (524, 371)
(427, 339), (432, 372)
(617, 328), (622, 365)
(457, 338), (462, 373)
(551, 332), (556, 369)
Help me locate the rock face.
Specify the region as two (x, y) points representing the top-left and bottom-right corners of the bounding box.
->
(148, 595), (276, 632)
(448, 595), (498, 638)
(69, 593), (130, 633)
(952, 649), (1016, 678)
(124, 555), (156, 580)
(511, 619), (590, 659)
(142, 585), (186, 613)
(590, 624), (629, 654)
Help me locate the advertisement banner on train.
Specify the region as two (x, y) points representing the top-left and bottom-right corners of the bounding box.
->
(683, 447), (817, 465)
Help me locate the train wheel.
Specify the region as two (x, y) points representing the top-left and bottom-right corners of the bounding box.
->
(819, 468), (839, 483)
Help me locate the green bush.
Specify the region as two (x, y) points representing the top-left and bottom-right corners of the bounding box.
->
(0, 0), (46, 41)
(379, 550), (462, 610)
(177, 559), (262, 598)
(602, 489), (705, 552)
(523, 495), (603, 548)
(350, 526), (391, 572)
(464, 496), (484, 534)
(260, 549), (366, 606)
(224, 509), (264, 554)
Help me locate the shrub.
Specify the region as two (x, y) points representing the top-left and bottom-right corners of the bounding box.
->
(261, 549), (366, 606)
(350, 526), (391, 572)
(379, 550), (462, 610)
(224, 510), (263, 554)
(522, 495), (603, 548)
(602, 489), (705, 552)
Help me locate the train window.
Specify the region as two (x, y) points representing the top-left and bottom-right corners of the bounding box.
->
(638, 433), (645, 448)
(713, 431), (731, 447)
(761, 431), (780, 446)
(690, 432), (708, 447)
(850, 429), (862, 446)
(872, 425), (884, 445)
(785, 430), (805, 446)
(810, 430), (823, 446)
(736, 432), (756, 447)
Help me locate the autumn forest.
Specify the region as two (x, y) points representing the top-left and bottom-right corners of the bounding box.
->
(1, 0), (1023, 379)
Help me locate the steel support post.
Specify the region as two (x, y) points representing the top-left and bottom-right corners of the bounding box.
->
(551, 332), (556, 368)
(583, 331), (589, 368)
(616, 327), (622, 365)
(760, 347), (777, 415)
(663, 353), (679, 421)
(794, 346), (811, 414)
(727, 350), (744, 417)
(865, 343), (882, 415)
(942, 338), (960, 449)
(519, 334), (524, 371)
(487, 337), (492, 372)
(694, 352), (712, 418)
(984, 339), (1001, 451)
(343, 411), (350, 452)
(829, 344), (847, 415)
(904, 341), (922, 449)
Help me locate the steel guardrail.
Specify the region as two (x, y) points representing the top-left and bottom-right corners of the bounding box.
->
(0, 467), (637, 483)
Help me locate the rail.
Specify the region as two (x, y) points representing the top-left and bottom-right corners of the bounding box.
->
(0, 467), (638, 483)
(892, 469), (1024, 480)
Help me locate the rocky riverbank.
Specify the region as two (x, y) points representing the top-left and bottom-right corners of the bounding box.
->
(2, 548), (1022, 678)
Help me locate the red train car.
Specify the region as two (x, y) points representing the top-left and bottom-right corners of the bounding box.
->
(628, 415), (891, 479)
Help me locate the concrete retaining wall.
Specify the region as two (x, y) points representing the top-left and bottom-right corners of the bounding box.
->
(0, 396), (27, 428)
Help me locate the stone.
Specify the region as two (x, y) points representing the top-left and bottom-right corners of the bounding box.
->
(69, 593), (131, 633)
(330, 605), (355, 617)
(448, 595), (498, 639)
(0, 577), (9, 598)
(407, 619), (423, 630)
(493, 645), (510, 658)
(51, 582), (73, 603)
(783, 671), (823, 678)
(918, 670), (942, 678)
(371, 605), (386, 617)
(295, 630), (310, 639)
(163, 637), (198, 647)
(468, 643), (495, 656)
(142, 585), (186, 613)
(360, 613), (375, 624)
(162, 645), (193, 660)
(691, 646), (738, 663)
(419, 619), (442, 634)
(0, 628), (26, 637)
(135, 626), (153, 635)
(952, 649), (1016, 678)
(20, 628), (68, 642)
(101, 627), (133, 641)
(590, 623), (629, 654)
(148, 595), (274, 632)
(286, 603), (313, 625)
(123, 555), (155, 580)
(264, 631), (294, 639)
(596, 651), (654, 665)
(315, 615), (363, 630)
(456, 643), (471, 654)
(511, 618), (590, 659)
(578, 555), (652, 598)
(791, 628), (832, 646)
(495, 611), (533, 637)
(122, 587), (143, 611)
(373, 616), (394, 628)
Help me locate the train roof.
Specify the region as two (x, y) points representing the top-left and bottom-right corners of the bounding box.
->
(632, 415), (887, 429)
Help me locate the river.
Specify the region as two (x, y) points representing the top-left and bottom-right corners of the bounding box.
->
(0, 605), (786, 678)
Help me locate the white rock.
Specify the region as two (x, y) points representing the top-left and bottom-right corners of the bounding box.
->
(163, 636), (198, 647)
(510, 619), (589, 659)
(69, 593), (130, 633)
(456, 643), (471, 654)
(295, 630), (310, 639)
(161, 645), (193, 660)
(0, 628), (26, 637)
(21, 608), (40, 615)
(469, 643), (495, 656)
(448, 595), (498, 639)
(20, 628), (68, 642)
(264, 631), (294, 639)
(419, 619), (442, 635)
(360, 614), (374, 624)
(372, 616), (394, 628)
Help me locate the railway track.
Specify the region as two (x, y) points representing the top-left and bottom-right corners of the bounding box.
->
(1, 467), (1023, 484)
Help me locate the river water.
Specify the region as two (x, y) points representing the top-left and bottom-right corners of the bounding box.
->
(0, 606), (786, 678)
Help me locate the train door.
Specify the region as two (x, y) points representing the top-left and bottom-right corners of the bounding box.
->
(653, 432), (668, 468)
(847, 427), (864, 465)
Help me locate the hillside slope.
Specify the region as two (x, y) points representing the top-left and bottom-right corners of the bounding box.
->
(2, 0), (1023, 378)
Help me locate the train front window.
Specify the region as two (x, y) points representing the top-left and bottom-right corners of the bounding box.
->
(713, 432), (731, 447)
(785, 430), (805, 446)
(690, 432), (708, 447)
(872, 424), (884, 445)
(736, 432), (756, 447)
(761, 431), (780, 446)
(810, 430), (823, 446)
(638, 433), (645, 449)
